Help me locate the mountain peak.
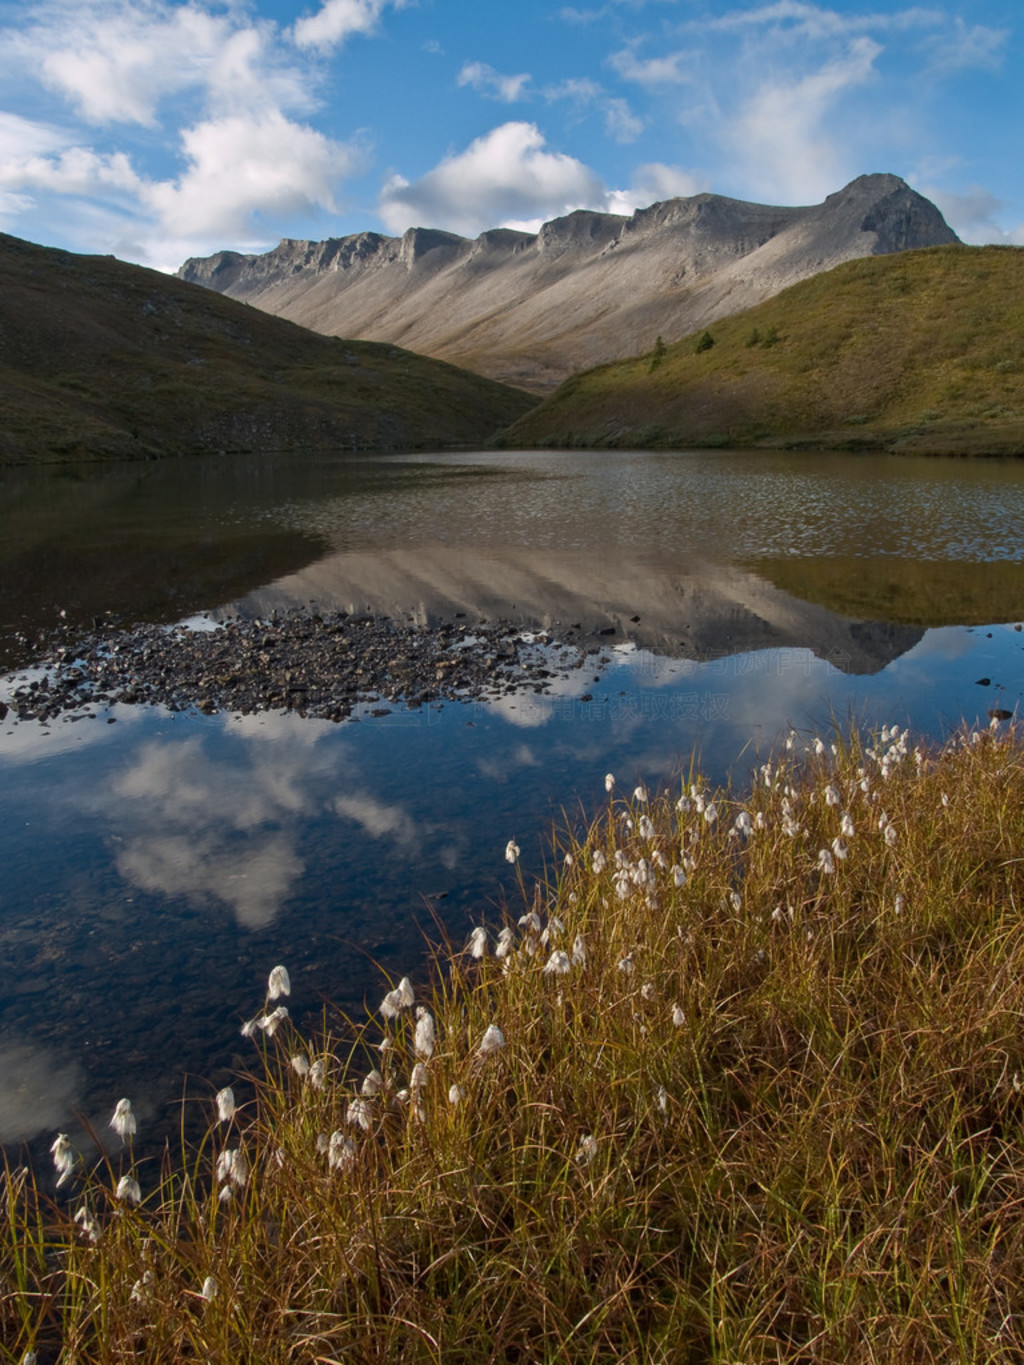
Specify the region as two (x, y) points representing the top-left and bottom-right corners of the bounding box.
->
(179, 175), (958, 393)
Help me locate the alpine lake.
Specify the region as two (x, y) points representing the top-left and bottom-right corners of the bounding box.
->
(3, 446), (1024, 1173)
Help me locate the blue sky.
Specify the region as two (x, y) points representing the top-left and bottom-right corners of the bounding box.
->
(0, 0), (1018, 272)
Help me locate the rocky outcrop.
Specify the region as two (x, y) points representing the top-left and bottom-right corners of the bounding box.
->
(179, 174), (958, 392)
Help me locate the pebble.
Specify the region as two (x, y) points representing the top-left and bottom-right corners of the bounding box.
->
(6, 610), (590, 724)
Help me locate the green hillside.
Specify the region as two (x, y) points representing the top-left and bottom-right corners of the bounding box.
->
(0, 233), (537, 465)
(500, 245), (1024, 456)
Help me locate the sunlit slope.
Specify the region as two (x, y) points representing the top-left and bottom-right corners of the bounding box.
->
(0, 233), (537, 465)
(501, 246), (1024, 456)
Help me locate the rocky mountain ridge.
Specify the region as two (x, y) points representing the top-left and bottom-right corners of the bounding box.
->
(180, 174), (958, 392)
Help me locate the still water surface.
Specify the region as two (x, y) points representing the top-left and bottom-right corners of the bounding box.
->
(2, 448), (1024, 1169)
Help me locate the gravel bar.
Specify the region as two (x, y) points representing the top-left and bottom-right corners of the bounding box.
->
(2, 610), (598, 724)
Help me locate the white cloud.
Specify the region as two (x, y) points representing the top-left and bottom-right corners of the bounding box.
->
(0, 109), (70, 160)
(922, 184), (1022, 246)
(606, 161), (707, 214)
(292, 0), (403, 53)
(378, 121), (608, 237)
(923, 20), (1009, 73)
(603, 97), (645, 142)
(720, 35), (882, 202)
(608, 46), (693, 86)
(544, 78), (643, 144)
(1, 144), (142, 199)
(458, 61), (531, 103)
(144, 110), (357, 239)
(36, 1), (239, 127)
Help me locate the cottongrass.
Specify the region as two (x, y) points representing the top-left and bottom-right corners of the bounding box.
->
(6, 723), (1024, 1362)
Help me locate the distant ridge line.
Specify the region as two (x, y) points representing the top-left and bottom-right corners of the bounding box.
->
(179, 174), (959, 393)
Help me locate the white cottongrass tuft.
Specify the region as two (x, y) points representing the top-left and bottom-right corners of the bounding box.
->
(380, 977), (415, 1019)
(467, 926), (488, 959)
(115, 1175), (142, 1205)
(617, 955), (634, 975)
(841, 812), (855, 838)
(257, 1006), (289, 1037)
(448, 1083), (465, 1106)
(360, 1069), (383, 1097)
(543, 949), (572, 975)
(110, 1098), (137, 1139)
(572, 935), (587, 967)
(346, 1097), (374, 1131)
(825, 784), (841, 807)
(817, 848), (836, 875)
(633, 785), (648, 804)
(671, 1004), (686, 1027)
(328, 1131), (356, 1172)
(290, 1054), (310, 1078)
(638, 814), (656, 840)
(216, 1087), (236, 1122)
(732, 811), (753, 838)
(51, 1133), (76, 1187)
(884, 822), (898, 847)
(831, 836), (848, 861)
(672, 864), (687, 888)
(74, 1205), (101, 1243)
(505, 839), (520, 864)
(576, 1134), (598, 1166)
(591, 848), (607, 875)
(495, 926), (515, 959)
(414, 1007), (436, 1060)
(267, 964), (291, 1000)
(200, 1275), (218, 1302)
(477, 1024), (505, 1057)
(703, 802), (718, 825)
(605, 772), (615, 792)
(410, 1062), (428, 1096)
(216, 1148), (248, 1189)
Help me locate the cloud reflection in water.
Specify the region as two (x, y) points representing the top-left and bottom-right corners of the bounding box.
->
(0, 1039), (84, 1143)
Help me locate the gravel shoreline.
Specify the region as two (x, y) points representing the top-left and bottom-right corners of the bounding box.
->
(2, 609), (602, 725)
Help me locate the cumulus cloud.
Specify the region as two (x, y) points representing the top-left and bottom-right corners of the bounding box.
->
(36, 1), (238, 126)
(606, 161), (707, 214)
(292, 0), (404, 52)
(378, 121), (607, 237)
(458, 61), (531, 103)
(144, 110), (357, 239)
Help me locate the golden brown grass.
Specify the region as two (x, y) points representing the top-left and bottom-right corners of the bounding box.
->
(6, 721), (1024, 1362)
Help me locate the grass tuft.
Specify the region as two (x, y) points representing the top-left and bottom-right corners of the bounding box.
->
(6, 722), (1024, 1361)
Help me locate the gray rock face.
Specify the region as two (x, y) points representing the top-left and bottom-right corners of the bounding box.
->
(179, 174), (958, 392)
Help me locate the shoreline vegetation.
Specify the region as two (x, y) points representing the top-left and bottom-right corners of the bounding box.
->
(5, 721), (1024, 1361)
(500, 245), (1024, 457)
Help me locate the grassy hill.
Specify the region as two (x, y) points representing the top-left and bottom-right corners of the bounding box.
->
(0, 234), (537, 465)
(500, 245), (1024, 456)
